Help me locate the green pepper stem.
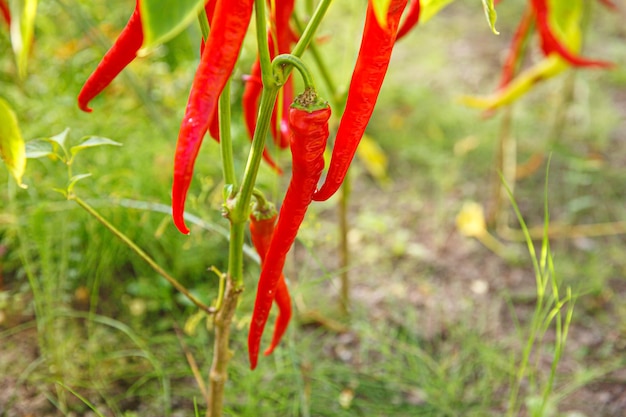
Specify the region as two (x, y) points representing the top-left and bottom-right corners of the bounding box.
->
(272, 54), (316, 90)
(220, 80), (236, 186)
(236, 86), (280, 223)
(292, 0), (333, 58)
(198, 7), (210, 40)
(255, 0), (273, 86)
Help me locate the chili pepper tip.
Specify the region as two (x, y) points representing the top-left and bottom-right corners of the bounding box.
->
(173, 215), (190, 235)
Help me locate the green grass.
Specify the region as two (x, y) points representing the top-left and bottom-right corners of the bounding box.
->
(1, 0), (626, 416)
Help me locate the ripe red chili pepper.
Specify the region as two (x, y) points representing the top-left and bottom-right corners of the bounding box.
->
(0, 0), (10, 26)
(530, 0), (613, 69)
(248, 89), (331, 369)
(77, 0), (143, 113)
(249, 205), (292, 357)
(172, 0), (254, 235)
(396, 0), (421, 41)
(312, 0), (408, 202)
(242, 0), (297, 158)
(497, 4), (533, 89)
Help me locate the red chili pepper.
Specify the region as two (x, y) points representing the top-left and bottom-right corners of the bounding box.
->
(249, 205), (292, 357)
(497, 4), (533, 89)
(597, 0), (617, 9)
(248, 89), (331, 369)
(531, 0), (613, 69)
(242, 0), (297, 163)
(77, 0), (143, 113)
(312, 0), (408, 202)
(0, 0), (10, 26)
(395, 0), (421, 41)
(172, 0), (254, 235)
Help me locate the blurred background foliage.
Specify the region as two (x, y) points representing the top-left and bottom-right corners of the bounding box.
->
(0, 0), (625, 416)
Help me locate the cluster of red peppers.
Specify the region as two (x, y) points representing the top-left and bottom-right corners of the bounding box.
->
(74, 0), (616, 369)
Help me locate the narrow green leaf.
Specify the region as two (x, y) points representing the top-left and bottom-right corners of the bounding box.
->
(481, 0), (499, 35)
(70, 136), (123, 155)
(9, 0), (38, 79)
(371, 0), (392, 29)
(0, 97), (26, 187)
(140, 0), (205, 50)
(25, 139), (54, 159)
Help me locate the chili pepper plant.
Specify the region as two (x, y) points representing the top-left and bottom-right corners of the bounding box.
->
(0, 0), (622, 415)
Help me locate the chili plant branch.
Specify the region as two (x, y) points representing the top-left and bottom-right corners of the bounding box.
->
(70, 195), (215, 315)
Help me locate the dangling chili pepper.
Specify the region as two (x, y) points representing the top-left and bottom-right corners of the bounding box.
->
(77, 0), (143, 113)
(172, 0), (254, 235)
(242, 0), (297, 163)
(312, 0), (408, 202)
(497, 4), (533, 90)
(248, 88), (331, 369)
(269, 0), (296, 149)
(249, 202), (292, 357)
(0, 0), (10, 26)
(531, 0), (613, 68)
(395, 0), (421, 41)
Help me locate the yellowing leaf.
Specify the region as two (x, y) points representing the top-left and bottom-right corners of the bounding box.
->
(420, 0), (456, 24)
(356, 134), (389, 185)
(0, 97), (26, 187)
(9, 0), (38, 79)
(480, 0), (499, 35)
(456, 201), (486, 237)
(459, 55), (566, 110)
(371, 0), (392, 30)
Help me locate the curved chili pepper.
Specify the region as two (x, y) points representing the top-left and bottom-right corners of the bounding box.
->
(77, 0), (143, 113)
(248, 89), (331, 369)
(312, 0), (408, 202)
(497, 4), (533, 90)
(531, 0), (613, 68)
(0, 0), (10, 26)
(172, 0), (254, 234)
(249, 205), (292, 357)
(396, 0), (421, 41)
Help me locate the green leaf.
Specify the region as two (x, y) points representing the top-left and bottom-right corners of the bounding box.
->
(140, 0), (205, 50)
(9, 0), (38, 79)
(0, 97), (26, 187)
(67, 173), (92, 194)
(47, 127), (71, 153)
(70, 136), (123, 155)
(25, 139), (54, 159)
(480, 0), (499, 35)
(371, 0), (392, 29)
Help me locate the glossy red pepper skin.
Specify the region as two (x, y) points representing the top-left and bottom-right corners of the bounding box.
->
(0, 0), (10, 26)
(249, 212), (292, 357)
(248, 92), (331, 369)
(531, 0), (613, 68)
(77, 0), (143, 113)
(312, 0), (408, 202)
(172, 0), (254, 234)
(396, 0), (420, 41)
